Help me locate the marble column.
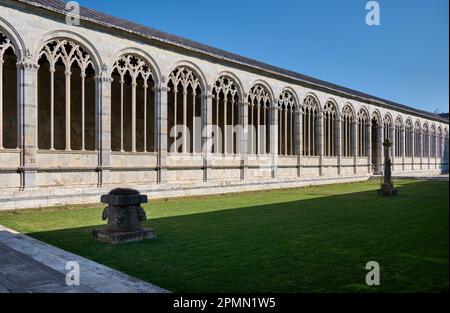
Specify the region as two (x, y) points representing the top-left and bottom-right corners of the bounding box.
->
(352, 121), (358, 175)
(316, 112), (323, 176)
(390, 125), (396, 172)
(401, 127), (406, 171)
(202, 91), (213, 182)
(367, 123), (371, 174)
(271, 105), (279, 179)
(411, 129), (415, 170)
(156, 84), (169, 183)
(17, 59), (39, 189)
(377, 125), (383, 174)
(336, 116), (342, 175)
(240, 100), (249, 180)
(295, 109), (302, 177)
(96, 67), (112, 187)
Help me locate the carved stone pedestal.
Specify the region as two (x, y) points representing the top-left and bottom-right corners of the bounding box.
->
(93, 188), (156, 244)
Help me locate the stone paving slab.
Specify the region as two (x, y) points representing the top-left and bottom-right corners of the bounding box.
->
(0, 225), (168, 293)
(0, 241), (94, 293)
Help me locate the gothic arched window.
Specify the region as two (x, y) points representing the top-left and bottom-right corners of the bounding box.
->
(437, 127), (443, 158)
(423, 124), (429, 158)
(430, 125), (436, 157)
(394, 117), (403, 157)
(212, 76), (240, 154)
(37, 39), (96, 151)
(405, 119), (413, 157)
(341, 105), (354, 157)
(0, 30), (17, 149)
(167, 66), (202, 154)
(357, 109), (369, 157)
(248, 84), (271, 155)
(414, 121), (421, 157)
(111, 54), (155, 153)
(383, 115), (392, 141)
(323, 101), (337, 157)
(302, 96), (319, 156)
(278, 90), (296, 156)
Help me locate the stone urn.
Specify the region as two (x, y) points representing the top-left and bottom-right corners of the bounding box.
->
(92, 188), (156, 244)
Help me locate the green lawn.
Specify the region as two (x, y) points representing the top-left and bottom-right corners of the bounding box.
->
(0, 180), (448, 292)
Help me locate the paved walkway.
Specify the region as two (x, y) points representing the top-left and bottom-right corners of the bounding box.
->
(0, 225), (168, 293)
(0, 241), (95, 293)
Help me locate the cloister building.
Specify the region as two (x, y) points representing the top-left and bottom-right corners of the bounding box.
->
(0, 0), (448, 209)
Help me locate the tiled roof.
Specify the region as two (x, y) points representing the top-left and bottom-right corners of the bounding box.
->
(13, 0), (449, 123)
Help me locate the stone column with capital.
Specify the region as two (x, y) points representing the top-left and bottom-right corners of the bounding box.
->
(96, 65), (113, 187)
(202, 90), (214, 182)
(270, 105), (279, 179)
(336, 116), (342, 175)
(366, 123), (371, 174)
(17, 57), (39, 190)
(390, 125), (396, 172)
(377, 125), (383, 174)
(401, 127), (406, 171)
(352, 121), (358, 175)
(316, 112), (324, 176)
(411, 129), (415, 170)
(240, 99), (249, 180)
(295, 109), (302, 177)
(427, 132), (431, 170)
(156, 83), (169, 184)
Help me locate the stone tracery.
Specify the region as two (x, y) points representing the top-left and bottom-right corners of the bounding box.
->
(37, 38), (96, 151)
(248, 84), (271, 155)
(278, 90), (296, 156)
(212, 75), (240, 154)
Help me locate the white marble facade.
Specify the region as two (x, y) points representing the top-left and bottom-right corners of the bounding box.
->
(0, 0), (448, 209)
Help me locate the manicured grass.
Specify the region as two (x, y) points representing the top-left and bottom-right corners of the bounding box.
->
(0, 180), (448, 292)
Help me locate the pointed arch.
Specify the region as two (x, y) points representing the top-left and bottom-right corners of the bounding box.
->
(35, 30), (102, 73)
(301, 94), (321, 156)
(323, 100), (338, 157)
(405, 118), (413, 157)
(110, 47), (161, 84)
(437, 126), (443, 158)
(37, 36), (98, 151)
(414, 120), (422, 157)
(0, 16), (25, 60)
(341, 104), (355, 157)
(430, 124), (437, 158)
(277, 88), (298, 156)
(394, 116), (404, 157)
(423, 122), (430, 158)
(371, 109), (382, 125)
(168, 60), (207, 93)
(212, 74), (242, 154)
(383, 113), (393, 141)
(111, 53), (157, 152)
(0, 25), (19, 149)
(214, 71), (244, 100)
(247, 83), (272, 155)
(167, 65), (203, 153)
(357, 108), (370, 157)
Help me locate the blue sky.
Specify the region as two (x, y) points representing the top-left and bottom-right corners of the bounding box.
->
(76, 0), (449, 113)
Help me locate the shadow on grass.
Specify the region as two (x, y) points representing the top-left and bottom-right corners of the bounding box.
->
(15, 181), (450, 293)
